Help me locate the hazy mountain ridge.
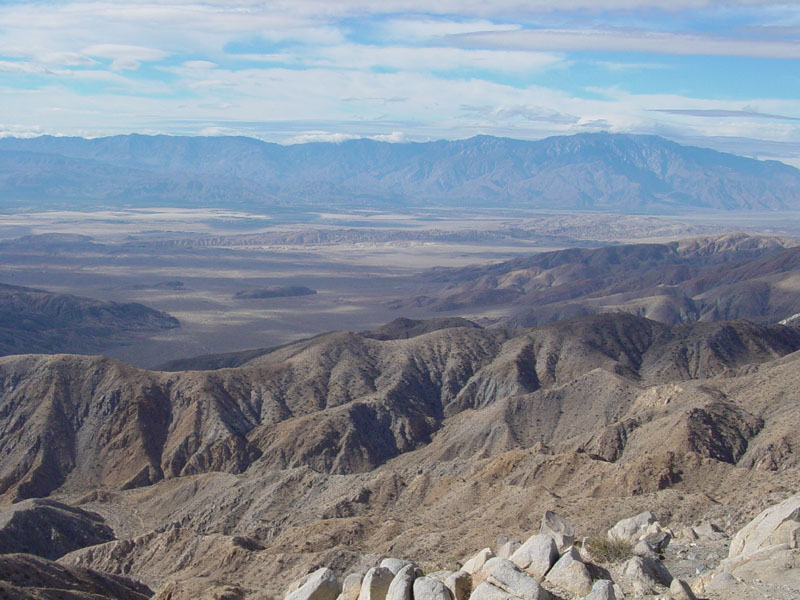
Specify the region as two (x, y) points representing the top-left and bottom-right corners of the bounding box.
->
(0, 282), (180, 356)
(393, 233), (800, 326)
(2, 133), (799, 212)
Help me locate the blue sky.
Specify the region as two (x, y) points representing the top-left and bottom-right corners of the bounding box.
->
(0, 1), (799, 165)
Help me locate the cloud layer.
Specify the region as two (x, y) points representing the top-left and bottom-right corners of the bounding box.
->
(0, 1), (798, 165)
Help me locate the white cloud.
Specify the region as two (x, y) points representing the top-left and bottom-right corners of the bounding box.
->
(449, 28), (800, 59)
(0, 123), (45, 138)
(308, 45), (566, 73)
(594, 60), (671, 71)
(183, 60), (217, 69)
(82, 44), (168, 70)
(40, 52), (98, 66)
(0, 60), (56, 75)
(287, 131), (360, 143)
(372, 131), (406, 142)
(375, 18), (521, 42)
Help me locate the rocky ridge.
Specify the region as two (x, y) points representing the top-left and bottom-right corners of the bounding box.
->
(1, 313), (799, 502)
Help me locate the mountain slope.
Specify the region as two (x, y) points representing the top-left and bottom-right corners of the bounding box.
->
(0, 553), (152, 599)
(1, 133), (799, 211)
(1, 313), (798, 505)
(0, 282), (180, 356)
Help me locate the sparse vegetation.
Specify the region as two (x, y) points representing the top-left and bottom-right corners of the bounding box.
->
(583, 534), (634, 564)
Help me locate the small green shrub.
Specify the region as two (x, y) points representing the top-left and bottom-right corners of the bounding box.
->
(583, 534), (634, 564)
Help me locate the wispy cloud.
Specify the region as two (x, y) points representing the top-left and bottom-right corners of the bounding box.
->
(653, 108), (800, 121)
(82, 44), (168, 70)
(0, 1), (797, 166)
(449, 28), (800, 59)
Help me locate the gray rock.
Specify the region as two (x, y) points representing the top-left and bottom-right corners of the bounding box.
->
(484, 557), (552, 600)
(287, 573), (312, 596)
(540, 511), (575, 553)
(497, 538), (521, 560)
(693, 522), (726, 542)
(544, 547), (593, 596)
(412, 577), (453, 600)
(584, 579), (617, 600)
(706, 572), (738, 591)
(462, 548), (494, 575)
(286, 568), (341, 600)
(386, 564), (422, 600)
(622, 555), (672, 594)
(357, 567), (395, 600)
(469, 582), (515, 600)
(509, 534), (558, 581)
(608, 511), (656, 543)
(633, 540), (657, 558)
(642, 530), (671, 553)
(380, 558), (415, 575)
(339, 573), (364, 600)
(612, 583), (625, 599)
(668, 578), (697, 600)
(444, 571), (471, 600)
(496, 536), (512, 551)
(720, 543), (800, 592)
(729, 492), (800, 558)
(790, 525), (800, 549)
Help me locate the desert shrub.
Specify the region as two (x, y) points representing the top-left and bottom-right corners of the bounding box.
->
(583, 534), (633, 564)
(445, 557), (463, 572)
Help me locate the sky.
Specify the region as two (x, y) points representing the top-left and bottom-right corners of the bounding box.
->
(0, 1), (799, 165)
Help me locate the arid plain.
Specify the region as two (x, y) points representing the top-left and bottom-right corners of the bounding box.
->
(2, 207), (796, 368)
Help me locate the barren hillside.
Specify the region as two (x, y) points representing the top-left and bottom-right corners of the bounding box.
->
(0, 313), (799, 597)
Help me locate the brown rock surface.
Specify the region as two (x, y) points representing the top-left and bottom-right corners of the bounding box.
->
(0, 553), (152, 599)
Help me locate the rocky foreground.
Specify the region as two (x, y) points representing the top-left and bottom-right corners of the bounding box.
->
(281, 496), (800, 600)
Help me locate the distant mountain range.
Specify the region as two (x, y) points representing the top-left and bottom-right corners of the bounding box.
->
(1, 133), (799, 212)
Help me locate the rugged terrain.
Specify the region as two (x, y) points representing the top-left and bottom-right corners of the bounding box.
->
(0, 310), (799, 598)
(2, 133), (800, 212)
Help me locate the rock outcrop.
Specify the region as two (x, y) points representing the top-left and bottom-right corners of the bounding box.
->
(696, 493), (800, 595)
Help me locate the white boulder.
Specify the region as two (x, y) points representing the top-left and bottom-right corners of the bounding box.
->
(608, 511), (656, 543)
(584, 580), (617, 600)
(509, 534), (558, 581)
(286, 568), (341, 600)
(484, 557), (552, 600)
(540, 511), (575, 553)
(357, 567), (394, 600)
(544, 547), (593, 596)
(412, 577), (453, 600)
(385, 564), (422, 600)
